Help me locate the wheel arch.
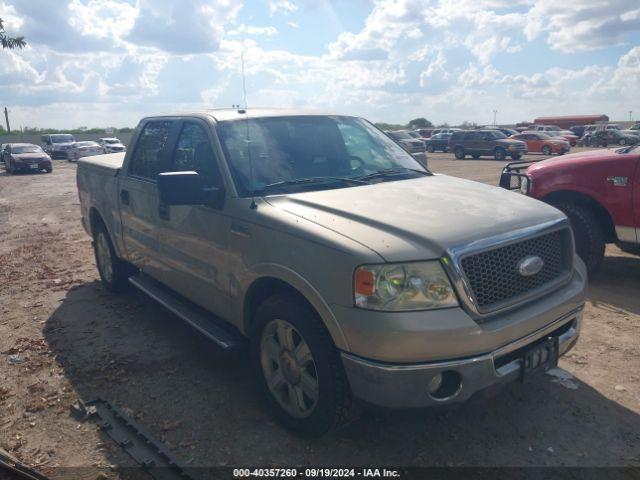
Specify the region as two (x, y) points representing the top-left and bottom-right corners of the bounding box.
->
(242, 267), (349, 351)
(542, 190), (617, 243)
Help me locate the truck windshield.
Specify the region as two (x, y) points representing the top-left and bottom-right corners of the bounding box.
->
(217, 116), (427, 196)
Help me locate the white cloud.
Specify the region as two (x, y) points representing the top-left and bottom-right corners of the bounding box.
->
(126, 0), (242, 54)
(524, 0), (640, 52)
(228, 24), (279, 36)
(268, 0), (298, 16)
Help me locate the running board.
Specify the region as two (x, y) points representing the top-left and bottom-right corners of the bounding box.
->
(129, 273), (244, 350)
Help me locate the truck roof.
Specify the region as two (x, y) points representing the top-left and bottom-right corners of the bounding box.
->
(142, 108), (339, 123)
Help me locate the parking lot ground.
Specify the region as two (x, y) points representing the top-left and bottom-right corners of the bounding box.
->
(0, 152), (639, 477)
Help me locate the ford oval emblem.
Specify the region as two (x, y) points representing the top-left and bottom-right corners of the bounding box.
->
(518, 255), (544, 277)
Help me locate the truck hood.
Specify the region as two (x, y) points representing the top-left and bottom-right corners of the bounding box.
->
(265, 175), (565, 262)
(529, 147), (621, 172)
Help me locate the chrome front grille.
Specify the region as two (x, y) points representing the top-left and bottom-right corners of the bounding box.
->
(459, 229), (572, 313)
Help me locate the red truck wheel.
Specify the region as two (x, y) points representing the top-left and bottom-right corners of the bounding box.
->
(555, 203), (604, 274)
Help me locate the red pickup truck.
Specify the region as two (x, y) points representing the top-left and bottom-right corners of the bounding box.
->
(500, 144), (640, 273)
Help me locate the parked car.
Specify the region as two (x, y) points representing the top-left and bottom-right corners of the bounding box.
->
(67, 141), (104, 161)
(386, 130), (426, 153)
(500, 143), (640, 273)
(77, 109), (585, 436)
(583, 129), (639, 147)
(98, 137), (126, 154)
(482, 126), (519, 137)
(385, 130), (427, 166)
(529, 125), (578, 146)
(432, 128), (461, 135)
(415, 128), (434, 138)
(448, 129), (527, 160)
(569, 125), (586, 137)
(424, 132), (452, 152)
(629, 123), (640, 132)
(4, 143), (52, 174)
(510, 132), (570, 155)
(41, 134), (76, 159)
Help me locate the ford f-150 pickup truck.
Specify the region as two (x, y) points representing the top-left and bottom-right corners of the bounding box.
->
(78, 109), (586, 437)
(500, 144), (640, 273)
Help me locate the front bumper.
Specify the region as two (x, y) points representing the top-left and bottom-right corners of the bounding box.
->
(342, 306), (582, 408)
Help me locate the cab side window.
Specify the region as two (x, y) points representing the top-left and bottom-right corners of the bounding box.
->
(170, 122), (222, 187)
(129, 121), (172, 180)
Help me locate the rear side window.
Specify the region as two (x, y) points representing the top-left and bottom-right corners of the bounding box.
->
(129, 120), (173, 180)
(169, 122), (222, 187)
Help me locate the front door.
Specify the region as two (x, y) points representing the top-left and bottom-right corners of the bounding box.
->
(155, 119), (232, 319)
(119, 119), (178, 280)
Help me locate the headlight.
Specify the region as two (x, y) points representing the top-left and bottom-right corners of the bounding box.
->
(354, 261), (458, 311)
(519, 175), (530, 194)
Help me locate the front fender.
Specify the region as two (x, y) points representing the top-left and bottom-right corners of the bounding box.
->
(241, 263), (350, 351)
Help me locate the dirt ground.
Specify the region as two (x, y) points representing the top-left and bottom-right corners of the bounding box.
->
(0, 150), (639, 478)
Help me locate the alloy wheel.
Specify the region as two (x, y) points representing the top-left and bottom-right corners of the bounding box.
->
(260, 319), (319, 418)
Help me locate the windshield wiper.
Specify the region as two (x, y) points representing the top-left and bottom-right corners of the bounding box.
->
(258, 176), (369, 194)
(356, 167), (430, 182)
(617, 141), (640, 154)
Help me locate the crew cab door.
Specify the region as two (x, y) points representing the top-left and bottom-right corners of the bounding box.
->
(154, 119), (232, 319)
(119, 119), (178, 279)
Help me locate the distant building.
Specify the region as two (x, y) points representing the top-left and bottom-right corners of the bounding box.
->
(533, 115), (609, 129)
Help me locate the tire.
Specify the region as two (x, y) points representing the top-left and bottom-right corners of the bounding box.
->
(471, 154), (480, 159)
(251, 294), (356, 437)
(494, 148), (506, 161)
(510, 153), (522, 160)
(542, 145), (552, 155)
(426, 144), (434, 153)
(555, 203), (605, 274)
(93, 222), (133, 292)
(45, 167), (52, 173)
(619, 138), (627, 146)
(454, 147), (465, 159)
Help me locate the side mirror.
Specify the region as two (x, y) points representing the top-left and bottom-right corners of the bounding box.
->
(157, 171), (225, 208)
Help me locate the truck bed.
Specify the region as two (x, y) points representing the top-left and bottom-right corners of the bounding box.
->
(78, 152), (126, 172)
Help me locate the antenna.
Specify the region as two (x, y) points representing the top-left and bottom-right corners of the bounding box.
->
(241, 52), (248, 111)
(241, 52), (256, 209)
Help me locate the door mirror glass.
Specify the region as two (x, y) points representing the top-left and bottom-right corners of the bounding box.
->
(157, 171), (225, 208)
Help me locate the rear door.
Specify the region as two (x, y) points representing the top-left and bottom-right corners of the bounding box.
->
(154, 119), (232, 318)
(119, 119), (179, 280)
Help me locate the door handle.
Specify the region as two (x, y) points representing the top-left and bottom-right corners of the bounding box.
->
(120, 189), (130, 205)
(158, 203), (170, 220)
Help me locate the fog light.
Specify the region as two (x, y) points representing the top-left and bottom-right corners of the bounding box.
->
(428, 373), (443, 394)
(428, 370), (462, 401)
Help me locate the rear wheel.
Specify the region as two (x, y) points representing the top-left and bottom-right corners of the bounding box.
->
(426, 144), (434, 153)
(494, 148), (506, 161)
(619, 138), (627, 146)
(93, 222), (133, 292)
(251, 294), (356, 437)
(454, 147), (465, 159)
(555, 203), (604, 274)
(542, 145), (552, 155)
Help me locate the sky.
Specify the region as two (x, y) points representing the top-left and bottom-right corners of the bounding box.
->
(1, 0), (639, 129)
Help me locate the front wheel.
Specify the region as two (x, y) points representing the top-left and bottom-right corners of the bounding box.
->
(542, 145), (552, 155)
(251, 294), (356, 437)
(454, 147), (465, 159)
(494, 148), (506, 161)
(555, 203), (605, 274)
(426, 144), (434, 153)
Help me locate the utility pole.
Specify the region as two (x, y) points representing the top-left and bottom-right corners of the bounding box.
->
(493, 110), (497, 126)
(4, 107), (10, 134)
